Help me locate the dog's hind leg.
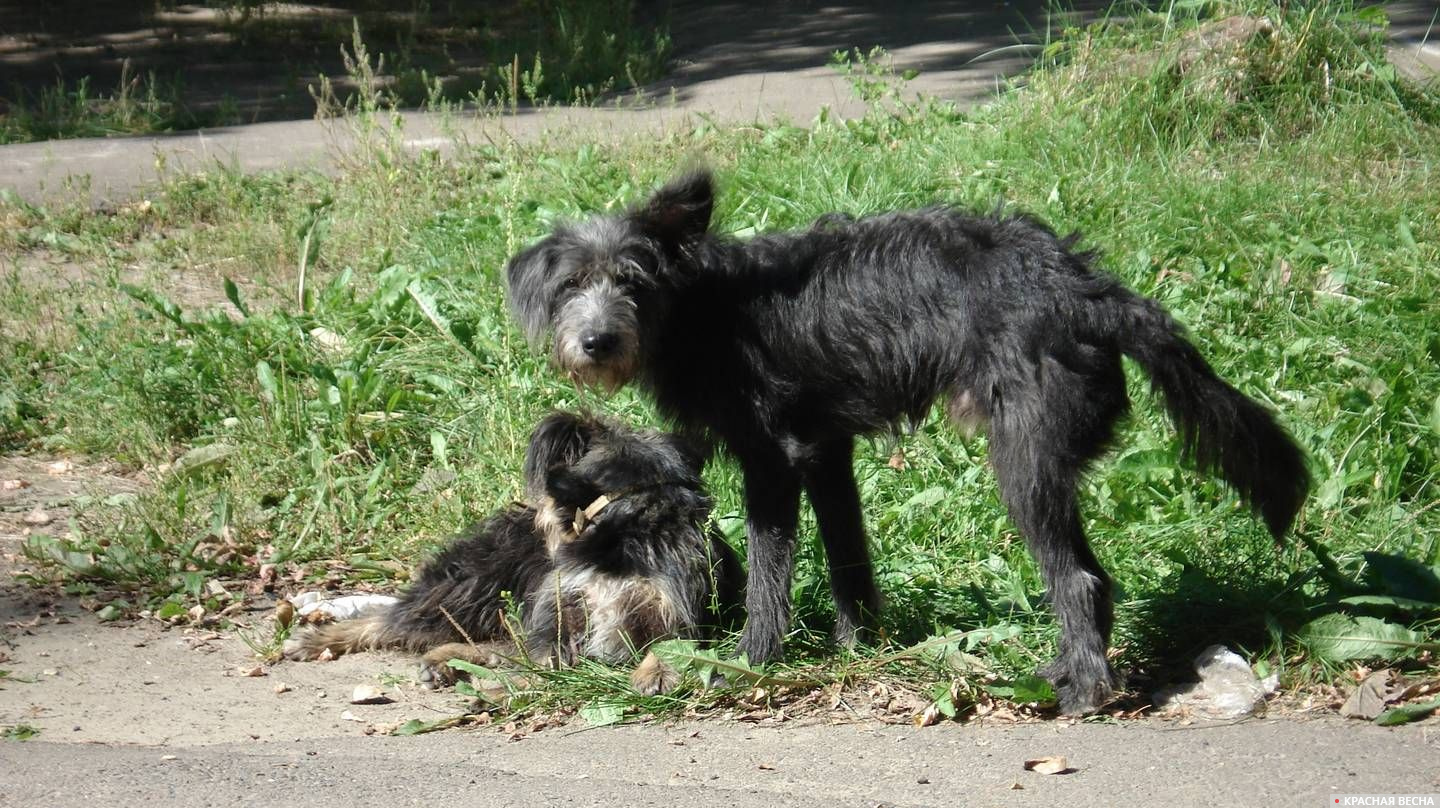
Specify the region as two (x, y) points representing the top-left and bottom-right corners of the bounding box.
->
(735, 450), (803, 664)
(802, 438), (882, 647)
(418, 641), (517, 688)
(986, 353), (1129, 715)
(282, 613), (395, 661)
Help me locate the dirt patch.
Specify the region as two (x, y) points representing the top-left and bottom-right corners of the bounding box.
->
(0, 597), (472, 744)
(0, 454), (145, 548)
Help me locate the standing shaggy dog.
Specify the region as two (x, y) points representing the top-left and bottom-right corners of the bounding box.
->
(504, 172), (1310, 715)
(284, 412), (743, 694)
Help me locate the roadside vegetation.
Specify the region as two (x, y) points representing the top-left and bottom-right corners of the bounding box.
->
(1, 0), (1437, 726)
(0, 0), (670, 144)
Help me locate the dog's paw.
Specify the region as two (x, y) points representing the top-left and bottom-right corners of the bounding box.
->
(735, 627), (783, 665)
(629, 650), (681, 696)
(1040, 656), (1120, 716)
(418, 642), (511, 690)
(627, 648), (676, 694)
(281, 633), (327, 661)
(417, 661), (460, 690)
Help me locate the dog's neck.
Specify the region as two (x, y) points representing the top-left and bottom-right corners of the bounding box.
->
(570, 493), (613, 534)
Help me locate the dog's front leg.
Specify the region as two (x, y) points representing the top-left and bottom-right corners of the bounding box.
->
(735, 453), (802, 664)
(801, 438), (882, 647)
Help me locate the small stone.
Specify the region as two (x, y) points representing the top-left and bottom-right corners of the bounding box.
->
(23, 508), (54, 527)
(350, 684), (393, 705)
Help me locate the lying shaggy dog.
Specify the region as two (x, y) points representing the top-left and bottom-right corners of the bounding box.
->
(283, 412), (744, 694)
(503, 171), (1310, 715)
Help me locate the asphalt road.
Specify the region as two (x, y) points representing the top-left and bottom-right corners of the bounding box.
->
(4, 1), (1433, 206)
(4, 715), (1438, 808)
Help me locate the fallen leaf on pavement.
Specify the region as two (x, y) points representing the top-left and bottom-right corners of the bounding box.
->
(1023, 756), (1073, 775)
(1340, 669), (1394, 720)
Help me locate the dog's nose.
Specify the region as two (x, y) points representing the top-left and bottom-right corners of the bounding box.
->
(581, 332), (619, 358)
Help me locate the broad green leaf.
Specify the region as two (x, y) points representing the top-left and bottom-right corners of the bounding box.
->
(1374, 696), (1440, 726)
(1362, 552), (1440, 605)
(255, 361), (278, 403)
(446, 659), (499, 679)
(1011, 675), (1057, 704)
(901, 486), (948, 513)
(391, 716), (465, 736)
(223, 278), (250, 317)
(171, 443), (236, 477)
(430, 430), (450, 470)
(580, 702), (625, 727)
(1296, 614), (1436, 662)
(650, 639), (816, 689)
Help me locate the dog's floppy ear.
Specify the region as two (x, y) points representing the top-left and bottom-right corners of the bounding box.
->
(544, 465), (603, 510)
(631, 171), (715, 250)
(523, 412), (593, 494)
(504, 238), (561, 344)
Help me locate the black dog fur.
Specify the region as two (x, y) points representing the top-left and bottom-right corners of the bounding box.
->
(504, 171), (1311, 715)
(284, 412), (744, 694)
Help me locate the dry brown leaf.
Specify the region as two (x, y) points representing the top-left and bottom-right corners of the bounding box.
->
(2, 479), (31, 490)
(1392, 679), (1439, 703)
(1008, 782), (1024, 790)
(274, 600), (295, 629)
(887, 448), (907, 470)
(1340, 669), (1394, 720)
(273, 682), (292, 694)
(1023, 756), (1073, 775)
(915, 703), (943, 727)
(241, 665), (266, 678)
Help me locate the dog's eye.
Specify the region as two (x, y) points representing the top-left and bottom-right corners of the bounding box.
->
(561, 277), (580, 291)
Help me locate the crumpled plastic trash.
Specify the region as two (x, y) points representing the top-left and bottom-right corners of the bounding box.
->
(289, 591), (399, 621)
(1153, 644), (1280, 719)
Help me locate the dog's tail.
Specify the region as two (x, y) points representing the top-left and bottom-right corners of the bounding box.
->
(1105, 290), (1310, 539)
(282, 612), (408, 661)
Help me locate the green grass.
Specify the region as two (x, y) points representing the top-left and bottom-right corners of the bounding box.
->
(2, 0), (1437, 723)
(0, 0), (669, 144)
(0, 65), (242, 144)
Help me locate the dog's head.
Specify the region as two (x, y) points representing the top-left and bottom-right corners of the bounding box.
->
(524, 411), (710, 553)
(504, 172), (716, 391)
